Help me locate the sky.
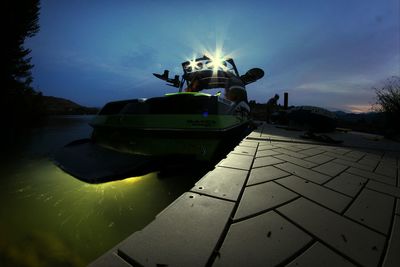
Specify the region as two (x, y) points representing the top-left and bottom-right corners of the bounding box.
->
(26, 0), (400, 112)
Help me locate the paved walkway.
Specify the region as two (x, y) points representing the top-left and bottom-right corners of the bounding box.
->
(89, 123), (400, 267)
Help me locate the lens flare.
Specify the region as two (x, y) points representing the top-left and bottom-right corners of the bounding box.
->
(184, 39), (236, 76)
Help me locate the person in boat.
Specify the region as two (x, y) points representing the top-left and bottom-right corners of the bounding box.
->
(266, 94), (280, 123)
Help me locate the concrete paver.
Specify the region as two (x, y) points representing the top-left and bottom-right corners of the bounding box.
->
(383, 215), (400, 267)
(191, 167), (248, 201)
(324, 172), (367, 197)
(88, 252), (131, 267)
(272, 148), (308, 159)
(312, 161), (348, 177)
(366, 180), (400, 198)
(276, 176), (351, 213)
(252, 156), (284, 168)
(275, 162), (331, 184)
(213, 211), (312, 267)
(345, 189), (395, 234)
(278, 198), (386, 267)
(324, 152), (359, 162)
(332, 158), (375, 172)
(348, 167), (397, 186)
(286, 242), (356, 267)
(239, 140), (258, 148)
(247, 165), (290, 185)
(232, 145), (257, 156)
(298, 148), (325, 157)
(375, 161), (397, 178)
(304, 154), (334, 165)
(256, 149), (281, 157)
(257, 143), (276, 150)
(274, 154), (318, 168)
(358, 158), (380, 168)
(218, 153), (253, 170)
(345, 151), (366, 161)
(273, 143), (305, 152)
(234, 181), (298, 220)
(118, 193), (234, 267)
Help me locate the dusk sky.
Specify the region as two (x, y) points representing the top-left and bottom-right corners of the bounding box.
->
(26, 0), (399, 112)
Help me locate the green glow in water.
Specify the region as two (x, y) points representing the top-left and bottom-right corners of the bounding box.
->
(0, 116), (199, 267)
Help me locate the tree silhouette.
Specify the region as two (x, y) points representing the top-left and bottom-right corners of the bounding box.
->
(2, 0), (44, 131)
(374, 76), (400, 138)
(4, 0), (40, 93)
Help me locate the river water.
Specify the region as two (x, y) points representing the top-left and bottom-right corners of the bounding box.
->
(0, 116), (201, 267)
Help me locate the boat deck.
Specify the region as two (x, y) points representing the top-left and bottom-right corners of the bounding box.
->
(89, 123), (400, 267)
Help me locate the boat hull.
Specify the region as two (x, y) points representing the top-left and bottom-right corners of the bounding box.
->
(90, 114), (251, 161)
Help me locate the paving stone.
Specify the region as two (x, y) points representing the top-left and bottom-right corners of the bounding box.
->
(358, 158), (380, 168)
(312, 162), (348, 177)
(257, 143), (276, 151)
(345, 189), (395, 234)
(345, 151), (366, 161)
(294, 144), (318, 150)
(276, 176), (351, 213)
(362, 152), (382, 160)
(232, 146), (257, 156)
(332, 158), (375, 172)
(278, 198), (386, 267)
(286, 242), (356, 267)
(324, 152), (359, 162)
(275, 162), (331, 184)
(252, 156), (284, 168)
(298, 148), (325, 157)
(239, 140), (258, 148)
(191, 167), (248, 201)
(118, 193), (234, 267)
(274, 154), (317, 168)
(324, 172), (367, 197)
(247, 166), (290, 185)
(366, 180), (400, 198)
(347, 167), (396, 185)
(88, 252), (131, 267)
(322, 147), (350, 156)
(273, 144), (304, 152)
(304, 154), (334, 165)
(381, 156), (397, 165)
(214, 211), (312, 267)
(247, 131), (262, 138)
(383, 215), (400, 267)
(375, 161), (397, 178)
(272, 148), (308, 159)
(218, 153), (253, 170)
(332, 147), (352, 155)
(234, 182), (298, 220)
(256, 149), (281, 158)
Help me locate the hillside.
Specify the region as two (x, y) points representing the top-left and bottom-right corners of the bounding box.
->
(43, 96), (99, 115)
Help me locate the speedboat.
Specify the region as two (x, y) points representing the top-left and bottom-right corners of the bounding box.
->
(53, 55), (264, 183)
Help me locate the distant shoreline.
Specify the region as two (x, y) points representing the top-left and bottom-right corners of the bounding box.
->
(42, 95), (99, 115)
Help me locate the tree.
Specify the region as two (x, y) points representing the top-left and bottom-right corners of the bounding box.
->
(374, 76), (400, 138)
(4, 0), (40, 93)
(2, 0), (44, 131)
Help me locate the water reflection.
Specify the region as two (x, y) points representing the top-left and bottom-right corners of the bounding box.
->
(0, 116), (201, 266)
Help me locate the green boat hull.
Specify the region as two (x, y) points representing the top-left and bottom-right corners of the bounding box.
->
(90, 114), (250, 161)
